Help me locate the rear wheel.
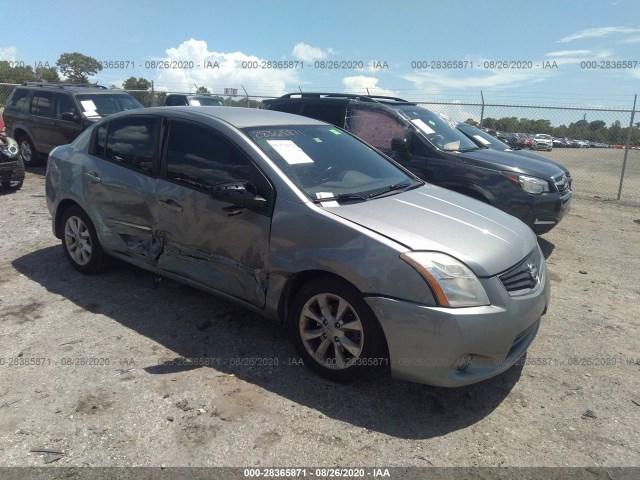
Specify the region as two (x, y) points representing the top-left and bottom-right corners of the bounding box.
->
(61, 206), (110, 274)
(17, 135), (41, 167)
(289, 277), (387, 383)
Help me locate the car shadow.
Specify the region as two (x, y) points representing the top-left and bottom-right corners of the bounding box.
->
(25, 165), (47, 177)
(12, 245), (525, 440)
(537, 236), (555, 259)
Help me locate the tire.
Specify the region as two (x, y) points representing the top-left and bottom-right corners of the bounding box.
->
(289, 276), (387, 383)
(61, 206), (110, 274)
(17, 135), (41, 167)
(1, 156), (25, 190)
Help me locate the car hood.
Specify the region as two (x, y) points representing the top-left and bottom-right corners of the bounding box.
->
(325, 185), (536, 277)
(506, 149), (571, 176)
(460, 148), (564, 179)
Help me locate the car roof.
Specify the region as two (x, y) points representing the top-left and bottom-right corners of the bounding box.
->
(16, 83), (120, 94)
(119, 106), (327, 128)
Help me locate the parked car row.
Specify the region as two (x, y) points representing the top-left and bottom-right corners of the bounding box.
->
(261, 93), (572, 234)
(552, 137), (611, 148)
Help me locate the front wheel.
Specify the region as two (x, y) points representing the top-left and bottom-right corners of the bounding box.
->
(18, 135), (41, 167)
(61, 206), (110, 274)
(289, 277), (387, 383)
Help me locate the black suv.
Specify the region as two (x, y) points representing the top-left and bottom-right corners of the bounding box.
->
(261, 93), (572, 234)
(2, 83), (144, 166)
(164, 94), (224, 106)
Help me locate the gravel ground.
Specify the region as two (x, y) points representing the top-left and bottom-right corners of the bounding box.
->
(0, 168), (639, 469)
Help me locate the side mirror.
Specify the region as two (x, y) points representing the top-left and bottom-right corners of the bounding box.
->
(61, 112), (80, 122)
(391, 137), (412, 160)
(211, 181), (267, 209)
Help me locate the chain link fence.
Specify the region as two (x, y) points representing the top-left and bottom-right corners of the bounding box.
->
(1, 82), (638, 202)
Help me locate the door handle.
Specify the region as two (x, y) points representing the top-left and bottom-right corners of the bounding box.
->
(84, 171), (101, 183)
(158, 199), (183, 212)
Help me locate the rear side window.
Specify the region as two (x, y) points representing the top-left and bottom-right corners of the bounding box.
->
(348, 107), (406, 150)
(105, 117), (158, 173)
(301, 103), (345, 127)
(31, 91), (54, 117)
(8, 88), (30, 110)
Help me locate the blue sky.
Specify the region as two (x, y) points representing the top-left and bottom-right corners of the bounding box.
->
(2, 0), (640, 109)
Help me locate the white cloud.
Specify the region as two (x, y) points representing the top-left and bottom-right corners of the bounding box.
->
(341, 76), (397, 96)
(0, 46), (19, 62)
(291, 43), (334, 62)
(151, 38), (300, 96)
(546, 50), (592, 57)
(558, 26), (640, 43)
(403, 68), (546, 92)
(620, 35), (640, 44)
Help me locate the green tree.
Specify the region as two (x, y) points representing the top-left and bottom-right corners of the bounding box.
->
(0, 61), (36, 83)
(464, 118), (478, 126)
(122, 76), (151, 90)
(196, 85), (210, 94)
(35, 66), (60, 82)
(56, 52), (102, 84)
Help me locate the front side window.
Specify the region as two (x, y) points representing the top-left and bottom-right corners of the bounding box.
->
(165, 120), (253, 189)
(105, 116), (158, 173)
(393, 105), (478, 152)
(55, 94), (78, 119)
(244, 125), (417, 200)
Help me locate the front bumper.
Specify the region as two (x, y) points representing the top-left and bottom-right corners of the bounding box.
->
(364, 256), (550, 387)
(0, 160), (18, 175)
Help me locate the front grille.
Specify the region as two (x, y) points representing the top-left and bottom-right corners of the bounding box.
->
(553, 173), (571, 195)
(499, 247), (543, 296)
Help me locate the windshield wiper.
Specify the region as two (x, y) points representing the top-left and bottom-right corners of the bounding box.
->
(312, 192), (368, 204)
(367, 182), (413, 199)
(458, 147), (480, 152)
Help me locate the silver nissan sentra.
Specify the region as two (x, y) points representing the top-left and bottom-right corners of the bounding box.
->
(45, 106), (550, 387)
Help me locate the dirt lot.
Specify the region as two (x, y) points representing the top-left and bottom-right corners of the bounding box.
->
(0, 167), (639, 470)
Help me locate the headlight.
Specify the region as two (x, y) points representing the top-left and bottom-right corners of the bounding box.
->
(504, 173), (550, 194)
(400, 252), (490, 308)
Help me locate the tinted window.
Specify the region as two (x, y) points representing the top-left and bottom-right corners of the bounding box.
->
(105, 117), (158, 173)
(95, 124), (107, 156)
(187, 96), (223, 106)
(348, 107), (407, 150)
(166, 120), (252, 188)
(31, 91), (54, 117)
(55, 93), (78, 119)
(165, 96), (186, 106)
(301, 103), (345, 126)
(8, 88), (30, 110)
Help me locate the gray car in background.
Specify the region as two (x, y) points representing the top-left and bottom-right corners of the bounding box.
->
(45, 107), (550, 387)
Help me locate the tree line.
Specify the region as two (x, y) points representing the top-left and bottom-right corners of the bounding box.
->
(465, 116), (639, 145)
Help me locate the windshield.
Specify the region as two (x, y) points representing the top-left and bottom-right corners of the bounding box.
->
(392, 105), (478, 152)
(76, 94), (143, 117)
(536, 134), (552, 140)
(457, 123), (510, 150)
(244, 125), (418, 202)
(188, 96), (224, 106)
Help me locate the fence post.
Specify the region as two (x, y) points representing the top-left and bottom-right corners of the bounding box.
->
(617, 94), (637, 200)
(241, 85), (249, 108)
(480, 90), (485, 127)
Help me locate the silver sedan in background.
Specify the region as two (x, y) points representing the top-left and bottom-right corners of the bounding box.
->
(45, 107), (550, 387)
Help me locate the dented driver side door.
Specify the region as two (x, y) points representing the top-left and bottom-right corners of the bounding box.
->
(153, 118), (272, 308)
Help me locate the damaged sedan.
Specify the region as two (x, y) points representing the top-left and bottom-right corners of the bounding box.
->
(45, 106), (549, 387)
